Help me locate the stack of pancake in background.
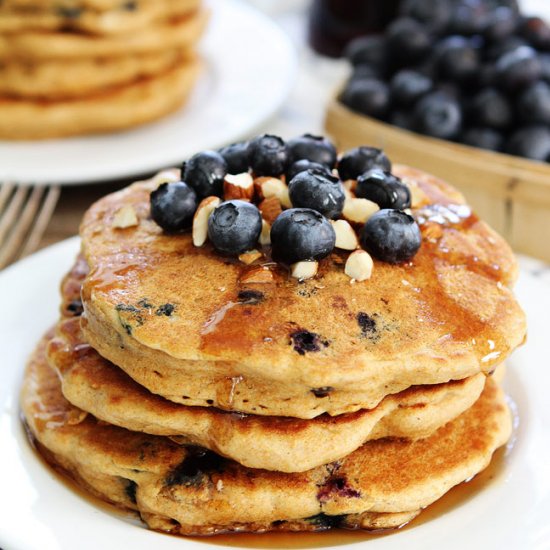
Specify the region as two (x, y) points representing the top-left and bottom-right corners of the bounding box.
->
(0, 0), (207, 139)
(21, 163), (526, 536)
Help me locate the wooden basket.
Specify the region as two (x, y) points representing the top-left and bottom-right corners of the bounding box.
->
(325, 99), (550, 263)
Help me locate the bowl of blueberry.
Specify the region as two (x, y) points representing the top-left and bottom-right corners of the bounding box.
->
(324, 0), (550, 263)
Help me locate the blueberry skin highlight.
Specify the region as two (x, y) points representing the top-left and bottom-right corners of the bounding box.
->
(183, 151), (227, 200)
(207, 200), (262, 255)
(338, 147), (391, 181)
(270, 208), (336, 264)
(361, 210), (422, 264)
(247, 134), (288, 177)
(288, 170), (345, 219)
(356, 170), (411, 210)
(150, 181), (198, 233)
(286, 134), (337, 169)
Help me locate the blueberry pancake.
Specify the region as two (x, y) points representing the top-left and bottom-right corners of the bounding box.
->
(22, 332), (511, 535)
(0, 8), (207, 61)
(0, 0), (200, 35)
(49, 307), (487, 472)
(78, 165), (525, 419)
(0, 47), (193, 100)
(0, 57), (200, 139)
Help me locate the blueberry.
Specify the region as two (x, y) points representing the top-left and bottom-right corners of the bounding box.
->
(505, 126), (550, 161)
(495, 46), (542, 91)
(386, 17), (431, 65)
(520, 17), (550, 51)
(461, 127), (504, 151)
(484, 7), (518, 42)
(150, 182), (198, 233)
(288, 170), (345, 219)
(247, 134), (288, 177)
(344, 35), (387, 73)
(218, 141), (249, 174)
(361, 210), (421, 264)
(270, 208), (336, 264)
(517, 81), (550, 125)
(389, 110), (415, 131)
(390, 70), (432, 106)
(476, 64), (497, 88)
(467, 88), (513, 130)
(448, 3), (491, 35)
(340, 78), (390, 119)
(286, 134), (337, 169)
(435, 36), (480, 84)
(349, 64), (380, 82)
(399, 0), (452, 33)
(413, 92), (462, 139)
(539, 54), (550, 82)
(355, 169), (411, 210)
(183, 151), (226, 200)
(338, 147), (391, 181)
(486, 35), (528, 62)
(207, 200), (262, 255)
(286, 160), (331, 184)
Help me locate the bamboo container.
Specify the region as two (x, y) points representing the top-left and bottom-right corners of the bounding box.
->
(325, 99), (550, 263)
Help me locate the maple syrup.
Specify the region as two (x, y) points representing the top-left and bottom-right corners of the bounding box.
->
(192, 444), (509, 549)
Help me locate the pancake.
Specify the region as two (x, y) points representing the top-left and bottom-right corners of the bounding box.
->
(49, 310), (486, 472)
(4, 0), (155, 10)
(0, 0), (200, 34)
(0, 57), (200, 140)
(22, 331), (511, 535)
(0, 47), (192, 100)
(0, 9), (208, 61)
(79, 166), (526, 419)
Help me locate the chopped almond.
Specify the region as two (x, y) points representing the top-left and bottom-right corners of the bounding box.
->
(192, 196), (221, 247)
(224, 173), (254, 200)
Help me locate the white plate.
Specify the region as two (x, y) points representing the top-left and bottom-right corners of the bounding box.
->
(0, 0), (296, 186)
(0, 238), (549, 550)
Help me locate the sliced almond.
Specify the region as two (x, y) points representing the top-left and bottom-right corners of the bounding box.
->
(345, 250), (374, 282)
(343, 179), (357, 193)
(290, 261), (318, 280)
(152, 169), (180, 186)
(192, 196), (221, 247)
(331, 219), (359, 250)
(239, 266), (274, 284)
(258, 196), (282, 225)
(343, 197), (379, 225)
(403, 178), (429, 208)
(112, 205), (138, 229)
(259, 219), (271, 245)
(256, 177), (292, 208)
(239, 249), (263, 265)
(343, 187), (354, 200)
(223, 172), (254, 201)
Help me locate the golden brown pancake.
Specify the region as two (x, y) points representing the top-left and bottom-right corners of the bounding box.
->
(49, 310), (486, 472)
(0, 57), (200, 139)
(0, 48), (193, 100)
(79, 166), (526, 419)
(0, 0), (200, 34)
(0, 9), (208, 60)
(22, 332), (511, 535)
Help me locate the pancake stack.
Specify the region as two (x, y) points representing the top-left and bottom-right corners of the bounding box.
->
(21, 137), (526, 536)
(0, 0), (207, 139)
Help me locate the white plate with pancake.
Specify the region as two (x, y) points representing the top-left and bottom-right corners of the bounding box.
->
(0, 0), (296, 185)
(0, 237), (549, 549)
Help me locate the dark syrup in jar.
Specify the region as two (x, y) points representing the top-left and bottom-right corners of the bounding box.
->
(308, 0), (400, 57)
